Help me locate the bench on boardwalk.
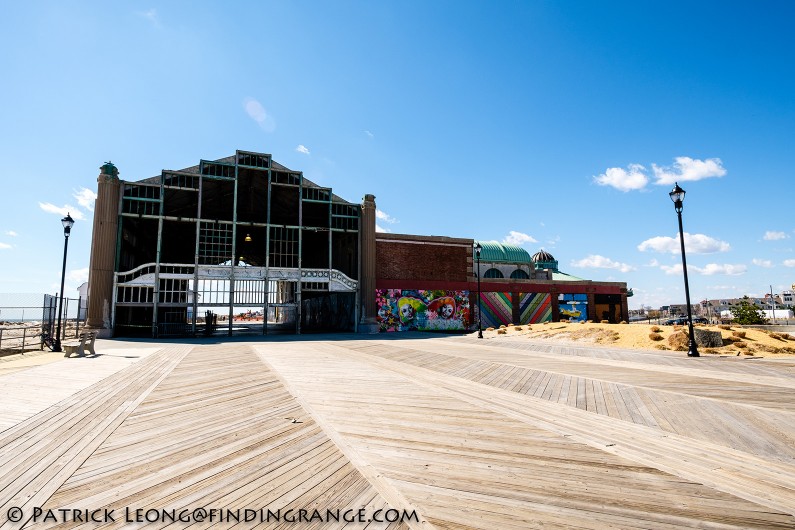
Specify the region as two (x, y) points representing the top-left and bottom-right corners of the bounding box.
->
(63, 331), (97, 357)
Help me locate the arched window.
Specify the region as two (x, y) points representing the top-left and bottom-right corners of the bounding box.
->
(484, 268), (504, 279)
(510, 269), (529, 279)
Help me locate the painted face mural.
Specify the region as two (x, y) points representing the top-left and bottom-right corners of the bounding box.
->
(377, 290), (471, 332)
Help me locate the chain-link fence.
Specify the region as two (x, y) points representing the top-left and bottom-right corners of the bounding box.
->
(0, 293), (88, 354)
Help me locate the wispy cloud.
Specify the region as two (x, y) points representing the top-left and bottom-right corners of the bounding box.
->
(652, 157), (726, 185)
(645, 258), (660, 267)
(376, 209), (398, 224)
(660, 263), (746, 276)
(295, 145), (310, 155)
(752, 258), (773, 268)
(638, 232), (730, 254)
(375, 224), (390, 233)
(593, 164), (648, 192)
(784, 259), (795, 267)
(38, 203), (86, 220)
(67, 267), (89, 284)
(73, 188), (97, 211)
(571, 254), (635, 273)
(763, 231), (789, 241)
(5, 230), (17, 237)
(136, 8), (160, 27)
(242, 97), (276, 132)
(0, 242), (11, 250)
(503, 231), (537, 246)
(364, 130), (374, 138)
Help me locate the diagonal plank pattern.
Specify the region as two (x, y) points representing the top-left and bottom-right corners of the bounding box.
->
(0, 345), (192, 529)
(260, 341), (795, 529)
(35, 345), (413, 530)
(349, 339), (795, 464)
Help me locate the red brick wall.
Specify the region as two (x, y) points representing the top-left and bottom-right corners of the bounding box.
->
(376, 237), (470, 282)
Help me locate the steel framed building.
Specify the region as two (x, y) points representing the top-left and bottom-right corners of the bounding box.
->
(85, 149), (629, 337)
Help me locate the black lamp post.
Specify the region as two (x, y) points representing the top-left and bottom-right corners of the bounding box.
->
(474, 242), (483, 339)
(669, 183), (699, 357)
(53, 213), (75, 353)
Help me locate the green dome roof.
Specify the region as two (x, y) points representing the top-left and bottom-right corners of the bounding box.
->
(474, 241), (533, 264)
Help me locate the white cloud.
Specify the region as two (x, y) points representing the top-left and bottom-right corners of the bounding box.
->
(0, 242), (11, 250)
(364, 130), (374, 138)
(638, 232), (730, 254)
(652, 157), (726, 185)
(661, 263), (746, 276)
(375, 224), (390, 233)
(752, 258), (773, 268)
(137, 8), (160, 27)
(694, 263), (747, 276)
(503, 231), (537, 246)
(763, 231), (788, 241)
(593, 164), (649, 192)
(571, 254), (635, 273)
(376, 209), (398, 224)
(784, 259), (795, 267)
(5, 230), (17, 237)
(242, 97), (276, 132)
(38, 203), (86, 220)
(73, 188), (97, 211)
(645, 258), (659, 267)
(295, 145), (310, 155)
(67, 267), (89, 284)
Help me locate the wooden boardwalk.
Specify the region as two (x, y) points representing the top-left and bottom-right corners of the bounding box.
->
(1, 335), (794, 528)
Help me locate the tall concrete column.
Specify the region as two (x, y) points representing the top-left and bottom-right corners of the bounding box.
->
(86, 162), (121, 336)
(359, 194), (377, 330)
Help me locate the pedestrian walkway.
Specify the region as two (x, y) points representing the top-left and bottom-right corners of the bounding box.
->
(0, 335), (793, 528)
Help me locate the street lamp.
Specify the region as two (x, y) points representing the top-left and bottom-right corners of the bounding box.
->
(53, 213), (75, 352)
(474, 242), (483, 339)
(669, 183), (699, 357)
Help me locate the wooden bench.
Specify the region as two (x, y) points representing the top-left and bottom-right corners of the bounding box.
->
(63, 331), (97, 357)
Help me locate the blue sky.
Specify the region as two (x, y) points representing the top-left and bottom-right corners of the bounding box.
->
(1, 1), (793, 309)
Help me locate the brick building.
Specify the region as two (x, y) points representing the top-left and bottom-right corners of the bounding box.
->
(86, 149), (629, 337)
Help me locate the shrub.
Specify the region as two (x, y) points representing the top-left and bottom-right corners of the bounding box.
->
(499, 325), (507, 329)
(560, 319), (570, 323)
(586, 320), (593, 323)
(497, 329), (507, 335)
(770, 332), (792, 341)
(667, 331), (689, 351)
(702, 348), (718, 354)
(731, 330), (746, 339)
(718, 324), (732, 330)
(654, 344), (669, 350)
(734, 341), (747, 348)
(742, 350), (755, 355)
(620, 320), (628, 324)
(514, 326), (523, 331)
(600, 320), (609, 324)
(486, 327), (495, 331)
(649, 332), (664, 341)
(650, 326), (662, 333)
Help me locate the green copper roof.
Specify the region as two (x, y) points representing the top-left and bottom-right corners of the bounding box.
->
(474, 241), (533, 264)
(552, 271), (586, 282)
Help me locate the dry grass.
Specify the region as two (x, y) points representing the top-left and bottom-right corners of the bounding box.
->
(650, 326), (662, 333)
(732, 330), (746, 339)
(649, 332), (664, 341)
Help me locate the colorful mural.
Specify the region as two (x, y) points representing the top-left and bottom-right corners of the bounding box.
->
(520, 292), (552, 323)
(376, 289), (471, 332)
(559, 293), (587, 322)
(479, 292), (512, 328)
